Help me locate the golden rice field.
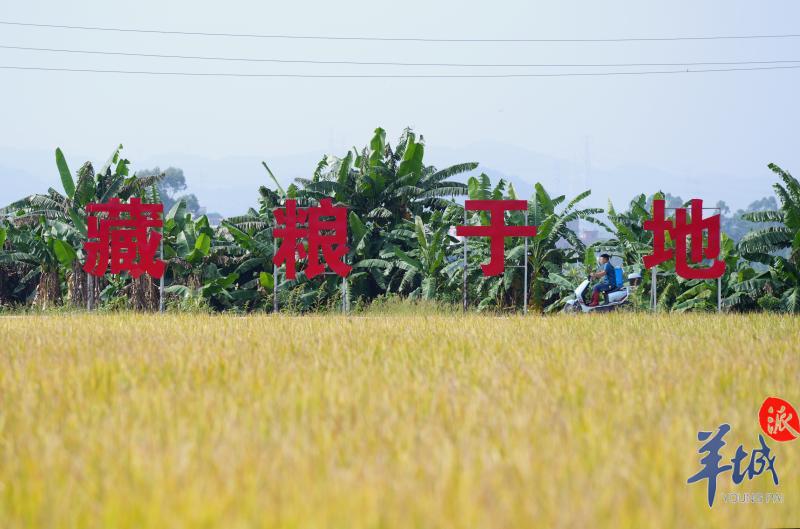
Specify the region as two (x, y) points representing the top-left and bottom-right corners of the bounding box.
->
(0, 312), (798, 529)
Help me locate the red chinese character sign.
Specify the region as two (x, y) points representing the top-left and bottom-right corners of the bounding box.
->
(272, 199), (352, 279)
(456, 200), (537, 276)
(83, 198), (165, 279)
(643, 199), (725, 280)
(759, 397), (799, 443)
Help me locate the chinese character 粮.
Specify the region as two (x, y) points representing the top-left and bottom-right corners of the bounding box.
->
(272, 198), (351, 280)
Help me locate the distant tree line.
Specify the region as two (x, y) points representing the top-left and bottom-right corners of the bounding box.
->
(1, 129), (798, 314)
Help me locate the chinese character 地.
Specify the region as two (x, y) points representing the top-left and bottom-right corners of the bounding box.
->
(455, 200), (537, 276)
(687, 423), (779, 507)
(643, 199), (725, 279)
(272, 198), (352, 280)
(83, 198), (165, 279)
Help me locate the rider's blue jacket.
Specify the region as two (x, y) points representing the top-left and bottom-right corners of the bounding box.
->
(603, 262), (616, 287)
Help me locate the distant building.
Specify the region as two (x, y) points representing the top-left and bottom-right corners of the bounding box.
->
(579, 229), (601, 246)
(564, 219), (602, 247)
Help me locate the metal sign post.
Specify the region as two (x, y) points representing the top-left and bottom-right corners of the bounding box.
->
(462, 209), (468, 313)
(651, 267), (657, 313)
(159, 227), (165, 313)
(342, 276), (347, 313)
(87, 274), (93, 311)
(523, 210), (529, 315)
(273, 236), (279, 314)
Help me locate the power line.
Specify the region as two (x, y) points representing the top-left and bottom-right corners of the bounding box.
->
(1, 64), (799, 78)
(2, 44), (799, 68)
(1, 20), (799, 43)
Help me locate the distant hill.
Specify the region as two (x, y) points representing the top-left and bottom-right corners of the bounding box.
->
(0, 142), (779, 219)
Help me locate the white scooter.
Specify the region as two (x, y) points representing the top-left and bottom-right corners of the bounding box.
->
(563, 272), (641, 313)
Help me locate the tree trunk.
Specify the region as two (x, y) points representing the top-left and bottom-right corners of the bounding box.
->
(130, 274), (159, 311)
(530, 270), (543, 313)
(0, 264), (11, 306)
(89, 274), (104, 310)
(68, 262), (88, 308)
(187, 272), (201, 291)
(33, 269), (61, 309)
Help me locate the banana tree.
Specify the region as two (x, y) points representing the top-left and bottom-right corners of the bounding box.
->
(388, 210), (458, 300)
(525, 183), (604, 312)
(596, 194), (652, 265)
(262, 128), (473, 308)
(1, 146), (161, 308)
(739, 164), (800, 265)
(735, 163), (800, 312)
(293, 128), (472, 224)
(345, 211), (392, 304)
(161, 199), (235, 302)
(219, 219), (275, 309)
(0, 216), (81, 307)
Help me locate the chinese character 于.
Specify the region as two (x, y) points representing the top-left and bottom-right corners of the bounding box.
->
(83, 197), (165, 279)
(272, 198), (351, 280)
(643, 198), (725, 279)
(455, 200), (537, 276)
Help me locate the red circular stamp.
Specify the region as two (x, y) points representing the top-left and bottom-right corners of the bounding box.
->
(758, 397), (800, 442)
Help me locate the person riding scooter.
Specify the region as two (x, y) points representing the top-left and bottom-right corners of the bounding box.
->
(587, 253), (616, 306)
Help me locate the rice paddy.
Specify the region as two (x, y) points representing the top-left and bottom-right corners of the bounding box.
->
(0, 313), (798, 528)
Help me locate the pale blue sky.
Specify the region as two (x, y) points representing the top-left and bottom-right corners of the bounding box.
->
(1, 1), (799, 215)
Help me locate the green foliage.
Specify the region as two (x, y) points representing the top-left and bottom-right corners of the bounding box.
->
(2, 133), (798, 315)
(55, 148), (75, 199)
(757, 293), (782, 312)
